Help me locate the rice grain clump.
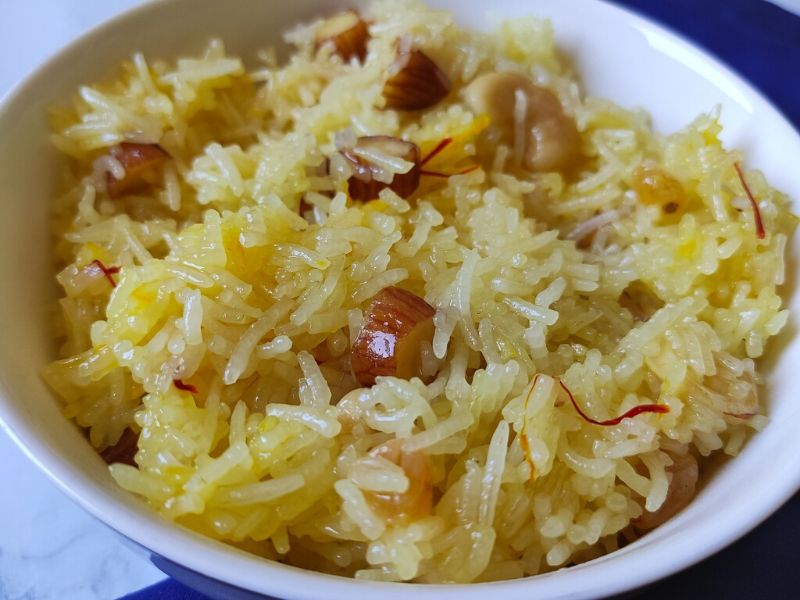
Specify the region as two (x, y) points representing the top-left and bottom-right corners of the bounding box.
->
(44, 0), (796, 582)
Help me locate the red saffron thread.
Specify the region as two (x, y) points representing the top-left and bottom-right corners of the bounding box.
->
(419, 137), (453, 167)
(519, 374), (541, 481)
(733, 161), (766, 239)
(557, 379), (668, 426)
(420, 164), (481, 178)
(519, 433), (535, 480)
(90, 259), (121, 288)
(174, 379), (198, 394)
(455, 164), (481, 175)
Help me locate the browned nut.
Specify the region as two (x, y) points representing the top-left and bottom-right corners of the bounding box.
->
(342, 135), (421, 201)
(634, 452), (698, 531)
(367, 438), (433, 522)
(106, 142), (170, 198)
(351, 286), (435, 387)
(314, 11), (370, 63)
(382, 49), (450, 111)
(464, 72), (581, 172)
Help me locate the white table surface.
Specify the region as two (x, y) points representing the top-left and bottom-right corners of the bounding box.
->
(0, 5), (164, 599)
(1, 1), (799, 599)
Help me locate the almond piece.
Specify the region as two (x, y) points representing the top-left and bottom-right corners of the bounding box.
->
(351, 286), (435, 387)
(106, 142), (170, 198)
(382, 49), (450, 111)
(634, 452), (698, 531)
(367, 438), (433, 523)
(314, 11), (370, 63)
(341, 135), (421, 201)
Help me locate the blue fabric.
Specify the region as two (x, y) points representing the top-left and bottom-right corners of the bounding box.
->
(121, 1), (800, 598)
(618, 0), (800, 128)
(122, 579), (206, 600)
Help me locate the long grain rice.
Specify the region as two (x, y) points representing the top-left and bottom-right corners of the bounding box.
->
(42, 0), (796, 584)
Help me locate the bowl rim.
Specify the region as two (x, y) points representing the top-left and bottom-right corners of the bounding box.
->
(1, 0), (799, 598)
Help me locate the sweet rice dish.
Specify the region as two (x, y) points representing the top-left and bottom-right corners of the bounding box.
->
(43, 0), (796, 583)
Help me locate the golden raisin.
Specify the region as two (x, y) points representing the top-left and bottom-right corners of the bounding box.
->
(100, 428), (139, 466)
(632, 165), (688, 222)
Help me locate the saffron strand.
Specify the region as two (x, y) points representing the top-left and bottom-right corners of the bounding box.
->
(557, 379), (668, 426)
(733, 161), (766, 239)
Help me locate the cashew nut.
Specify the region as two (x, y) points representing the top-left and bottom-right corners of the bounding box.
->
(464, 72), (581, 172)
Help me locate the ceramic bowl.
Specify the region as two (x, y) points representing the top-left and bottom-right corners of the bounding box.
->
(0, 1), (799, 598)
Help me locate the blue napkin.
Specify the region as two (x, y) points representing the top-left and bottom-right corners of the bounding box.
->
(123, 579), (206, 600)
(621, 0), (800, 125)
(121, 1), (800, 598)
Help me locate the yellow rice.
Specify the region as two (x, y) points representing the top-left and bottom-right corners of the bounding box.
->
(43, 0), (796, 583)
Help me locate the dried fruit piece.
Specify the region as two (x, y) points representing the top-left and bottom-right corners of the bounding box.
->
(464, 72), (581, 172)
(367, 438), (432, 522)
(314, 11), (370, 63)
(106, 142), (170, 198)
(100, 428), (139, 466)
(618, 281), (663, 322)
(698, 357), (760, 421)
(631, 165), (688, 221)
(382, 49), (450, 111)
(634, 452), (698, 530)
(342, 135), (421, 201)
(174, 379), (198, 394)
(351, 286), (435, 387)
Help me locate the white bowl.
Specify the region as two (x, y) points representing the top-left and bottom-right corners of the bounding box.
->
(0, 1), (798, 598)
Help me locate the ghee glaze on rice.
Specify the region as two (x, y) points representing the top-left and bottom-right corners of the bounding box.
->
(44, 0), (796, 582)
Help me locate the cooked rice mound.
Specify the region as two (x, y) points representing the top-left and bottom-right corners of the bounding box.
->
(44, 0), (796, 582)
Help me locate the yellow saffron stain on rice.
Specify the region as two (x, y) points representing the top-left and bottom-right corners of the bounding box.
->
(701, 116), (723, 146)
(76, 242), (109, 267)
(676, 236), (697, 260)
(258, 416), (280, 433)
(363, 199), (388, 213)
(132, 288), (155, 303)
(223, 227), (246, 265)
(496, 336), (517, 361)
(418, 113), (491, 169)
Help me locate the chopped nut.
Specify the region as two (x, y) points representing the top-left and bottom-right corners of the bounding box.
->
(106, 142), (170, 198)
(367, 438), (432, 522)
(464, 72), (581, 172)
(634, 452), (698, 530)
(341, 135), (421, 201)
(703, 358), (760, 421)
(100, 428), (139, 466)
(382, 49), (450, 111)
(314, 11), (370, 63)
(351, 286), (435, 386)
